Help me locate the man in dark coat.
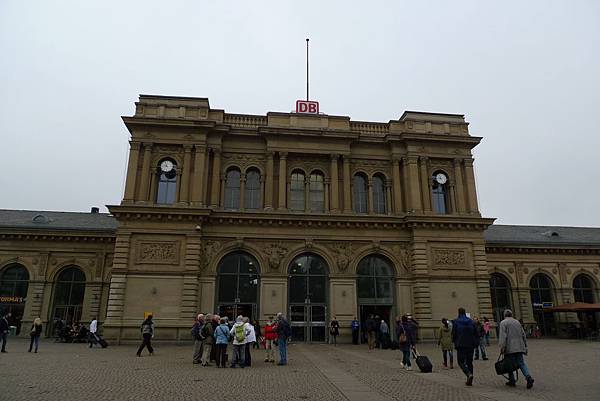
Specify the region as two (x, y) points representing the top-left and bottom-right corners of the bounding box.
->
(452, 307), (479, 386)
(0, 312), (11, 352)
(365, 314), (377, 351)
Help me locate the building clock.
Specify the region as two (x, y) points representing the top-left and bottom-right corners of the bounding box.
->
(434, 172), (448, 185)
(160, 160), (174, 173)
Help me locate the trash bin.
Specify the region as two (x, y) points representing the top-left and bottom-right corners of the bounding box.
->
(9, 326), (17, 336)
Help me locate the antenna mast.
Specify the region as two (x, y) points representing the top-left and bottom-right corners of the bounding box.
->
(306, 38), (309, 101)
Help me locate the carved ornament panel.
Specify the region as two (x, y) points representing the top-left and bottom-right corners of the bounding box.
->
(137, 241), (180, 265)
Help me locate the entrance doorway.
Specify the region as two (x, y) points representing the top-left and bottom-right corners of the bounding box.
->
(289, 304), (326, 342)
(215, 252), (260, 324)
(217, 304), (256, 322)
(288, 253), (329, 342)
(359, 305), (392, 343)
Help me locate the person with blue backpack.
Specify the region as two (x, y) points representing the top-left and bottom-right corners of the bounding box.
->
(276, 312), (291, 366)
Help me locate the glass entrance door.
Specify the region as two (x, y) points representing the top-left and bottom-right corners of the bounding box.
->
(289, 304), (326, 342)
(217, 303), (256, 322)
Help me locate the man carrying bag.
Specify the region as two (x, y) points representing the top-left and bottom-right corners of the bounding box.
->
(498, 309), (534, 389)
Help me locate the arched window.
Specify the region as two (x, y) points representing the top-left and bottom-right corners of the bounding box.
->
(156, 158), (178, 204)
(0, 264), (29, 335)
(352, 173), (368, 213)
(288, 253), (329, 342)
(357, 255), (394, 304)
(244, 169), (261, 210)
(573, 274), (595, 303)
(372, 175), (386, 214)
(309, 172), (325, 212)
(529, 273), (555, 336)
(216, 252), (259, 321)
(52, 267), (86, 329)
(290, 170), (305, 211)
(431, 171), (449, 214)
(489, 273), (512, 323)
(224, 168), (241, 210)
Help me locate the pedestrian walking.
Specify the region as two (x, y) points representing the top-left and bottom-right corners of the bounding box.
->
(0, 312), (11, 352)
(191, 314), (205, 364)
(276, 312), (291, 366)
(136, 314), (154, 357)
(379, 319), (390, 348)
(28, 317), (43, 353)
(214, 317), (230, 368)
(329, 316), (340, 346)
(474, 317), (488, 360)
(243, 317), (255, 367)
(229, 315), (249, 368)
(398, 315), (416, 370)
(452, 308), (478, 386)
(88, 317), (98, 348)
(483, 317), (491, 346)
(201, 314), (214, 366)
(351, 317), (360, 345)
(438, 318), (453, 369)
(263, 316), (277, 362)
(252, 320), (262, 349)
(365, 314), (376, 351)
(498, 309), (534, 389)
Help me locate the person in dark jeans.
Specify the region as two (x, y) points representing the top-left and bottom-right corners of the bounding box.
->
(499, 309), (534, 389)
(452, 308), (479, 386)
(136, 315), (154, 357)
(351, 317), (360, 345)
(0, 312), (11, 352)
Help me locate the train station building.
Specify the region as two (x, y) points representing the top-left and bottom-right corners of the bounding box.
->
(1, 95), (598, 341)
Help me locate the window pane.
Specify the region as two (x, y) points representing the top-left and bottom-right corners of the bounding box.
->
(218, 275), (237, 302)
(225, 169), (241, 210)
(309, 174), (324, 212)
(289, 276), (306, 303)
(375, 278), (392, 299)
(432, 184), (447, 214)
(357, 277), (375, 298)
(308, 256), (327, 275)
(53, 283), (71, 305)
(244, 170), (261, 209)
(308, 276), (326, 303)
(372, 176), (386, 214)
(156, 162), (178, 204)
(238, 274), (259, 302)
(353, 175), (367, 213)
(290, 172), (305, 211)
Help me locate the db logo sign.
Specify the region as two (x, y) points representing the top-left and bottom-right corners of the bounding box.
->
(296, 100), (319, 114)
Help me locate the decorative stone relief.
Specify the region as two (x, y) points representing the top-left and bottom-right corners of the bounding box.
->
(137, 242), (179, 265)
(433, 249), (466, 267)
(558, 263), (568, 284)
(393, 244), (410, 272)
(263, 242), (288, 272)
(222, 153), (266, 172)
(200, 240), (221, 272)
(330, 243), (353, 272)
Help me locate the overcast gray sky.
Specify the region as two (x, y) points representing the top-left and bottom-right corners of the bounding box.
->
(1, 1), (599, 226)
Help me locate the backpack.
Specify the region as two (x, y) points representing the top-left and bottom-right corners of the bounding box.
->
(191, 323), (206, 341)
(235, 324), (246, 343)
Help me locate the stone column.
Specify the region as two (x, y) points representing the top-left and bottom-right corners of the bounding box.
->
(342, 155), (352, 213)
(404, 156), (422, 213)
(181, 235), (202, 324)
(191, 145), (207, 206)
(411, 240), (432, 323)
(324, 179), (330, 213)
(240, 173), (246, 210)
(304, 177), (310, 212)
(385, 180), (393, 215)
(367, 178), (374, 214)
(260, 177), (265, 209)
(264, 152), (274, 209)
(179, 145), (192, 203)
(419, 157), (431, 213)
(219, 173), (226, 208)
(138, 143), (153, 202)
(392, 158), (403, 214)
(453, 158), (466, 214)
(210, 149), (221, 207)
(278, 152), (287, 210)
(123, 142), (141, 203)
(330, 154), (339, 213)
(149, 170), (157, 203)
(463, 158), (480, 214)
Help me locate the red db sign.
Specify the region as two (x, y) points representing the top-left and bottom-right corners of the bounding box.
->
(296, 100), (319, 114)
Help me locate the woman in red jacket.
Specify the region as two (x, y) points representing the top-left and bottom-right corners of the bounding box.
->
(263, 316), (278, 363)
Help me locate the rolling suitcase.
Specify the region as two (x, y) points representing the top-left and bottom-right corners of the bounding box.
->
(95, 334), (108, 348)
(412, 348), (432, 373)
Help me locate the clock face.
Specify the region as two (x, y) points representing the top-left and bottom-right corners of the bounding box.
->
(160, 160), (174, 173)
(435, 173), (448, 185)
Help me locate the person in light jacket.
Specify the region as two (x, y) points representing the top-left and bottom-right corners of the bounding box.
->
(498, 309), (534, 389)
(29, 317), (43, 353)
(229, 316), (250, 368)
(243, 317), (256, 367)
(88, 317), (98, 348)
(213, 318), (230, 368)
(438, 318), (453, 369)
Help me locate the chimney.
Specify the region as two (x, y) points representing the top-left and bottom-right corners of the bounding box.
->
(91, 207), (99, 214)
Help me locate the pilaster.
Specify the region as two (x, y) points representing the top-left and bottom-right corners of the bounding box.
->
(342, 155), (352, 213)
(210, 149), (221, 207)
(179, 145), (192, 203)
(419, 157), (432, 213)
(463, 159), (480, 215)
(138, 143), (153, 202)
(264, 152), (274, 209)
(123, 141), (141, 203)
(278, 152), (287, 210)
(392, 158), (403, 214)
(191, 145), (207, 206)
(330, 154), (339, 212)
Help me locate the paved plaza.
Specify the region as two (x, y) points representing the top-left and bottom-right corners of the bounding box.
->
(0, 338), (598, 401)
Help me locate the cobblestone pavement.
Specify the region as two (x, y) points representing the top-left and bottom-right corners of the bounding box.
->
(0, 338), (598, 401)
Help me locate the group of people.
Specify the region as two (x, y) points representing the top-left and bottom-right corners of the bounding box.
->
(135, 312), (292, 368)
(448, 307), (534, 389)
(0, 312), (44, 353)
(53, 319), (90, 343)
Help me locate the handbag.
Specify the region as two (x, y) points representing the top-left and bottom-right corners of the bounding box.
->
(495, 354), (519, 378)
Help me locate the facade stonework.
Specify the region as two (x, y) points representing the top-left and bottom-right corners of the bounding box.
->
(1, 95), (599, 342)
